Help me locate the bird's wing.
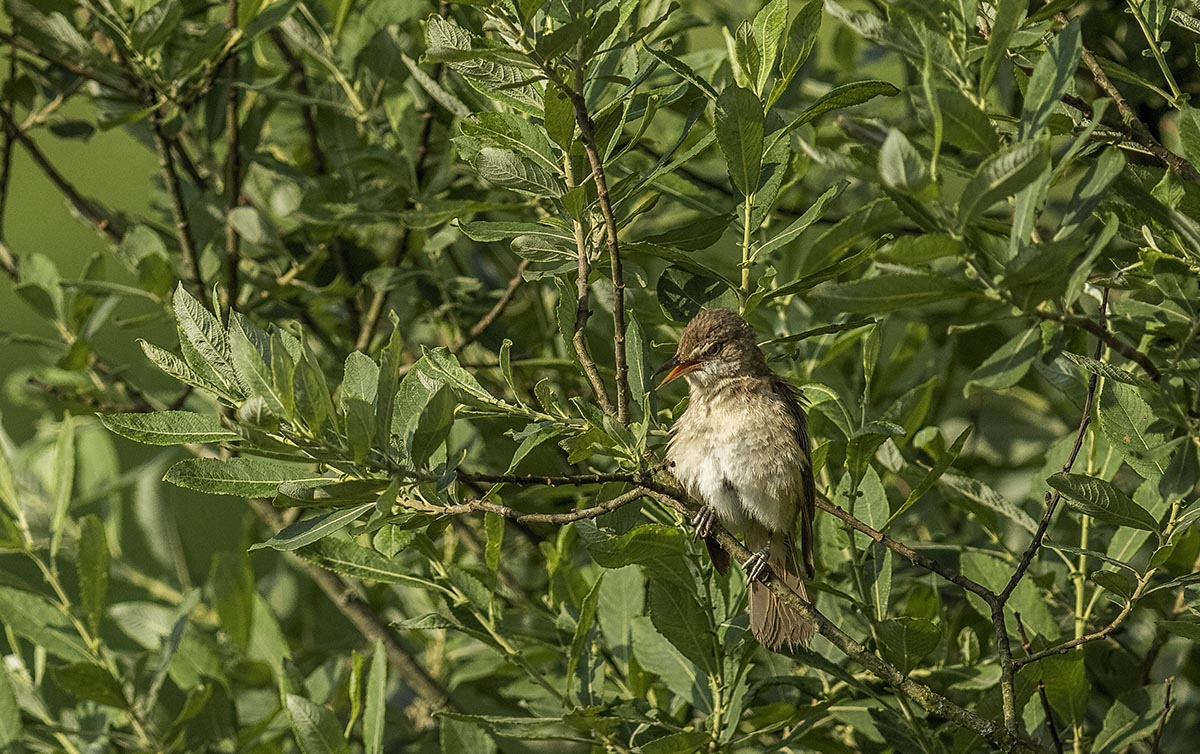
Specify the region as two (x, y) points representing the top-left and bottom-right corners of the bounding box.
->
(771, 377), (816, 578)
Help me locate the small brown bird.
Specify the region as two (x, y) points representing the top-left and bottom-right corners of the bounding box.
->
(657, 308), (817, 650)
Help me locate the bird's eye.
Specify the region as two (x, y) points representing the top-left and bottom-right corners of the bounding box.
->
(703, 343), (721, 358)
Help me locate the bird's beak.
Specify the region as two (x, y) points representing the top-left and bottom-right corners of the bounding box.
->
(654, 357), (698, 388)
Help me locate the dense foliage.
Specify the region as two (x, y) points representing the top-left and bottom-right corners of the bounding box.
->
(1, 0), (1199, 752)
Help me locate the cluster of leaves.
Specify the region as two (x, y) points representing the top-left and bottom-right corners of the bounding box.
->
(2, 0), (1200, 752)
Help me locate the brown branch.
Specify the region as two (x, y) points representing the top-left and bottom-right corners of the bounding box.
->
(434, 487), (644, 524)
(1015, 613), (1064, 754)
(564, 150), (616, 416)
(1003, 289), (1110, 604)
(641, 488), (1049, 754)
(151, 114), (208, 309)
(1065, 15), (1200, 185)
(568, 66), (629, 423)
(251, 500), (449, 725)
(221, 0), (242, 321)
(0, 29), (132, 92)
(815, 495), (997, 603)
(1043, 308), (1160, 382)
(451, 259), (530, 354)
(0, 104), (123, 242)
(1149, 677), (1174, 754)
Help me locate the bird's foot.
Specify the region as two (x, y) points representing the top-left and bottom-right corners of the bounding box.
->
(691, 505), (718, 540)
(743, 547), (771, 582)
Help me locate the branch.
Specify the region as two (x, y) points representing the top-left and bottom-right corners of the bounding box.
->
(0, 104), (123, 242)
(1064, 15), (1200, 185)
(222, 0), (242, 321)
(433, 487), (644, 524)
(251, 499), (449, 725)
(568, 67), (629, 423)
(564, 148), (616, 416)
(1016, 613), (1064, 754)
(1149, 677), (1174, 754)
(151, 113), (208, 309)
(1003, 289), (1109, 603)
(0, 46), (16, 278)
(1040, 308), (1160, 382)
(641, 488), (1050, 754)
(451, 259), (530, 354)
(815, 495), (997, 603)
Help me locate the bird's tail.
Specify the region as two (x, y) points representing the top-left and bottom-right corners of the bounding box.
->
(746, 529), (816, 651)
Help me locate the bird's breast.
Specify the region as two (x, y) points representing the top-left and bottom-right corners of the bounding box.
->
(667, 385), (802, 535)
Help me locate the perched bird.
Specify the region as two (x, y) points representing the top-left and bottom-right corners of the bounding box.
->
(657, 308), (817, 650)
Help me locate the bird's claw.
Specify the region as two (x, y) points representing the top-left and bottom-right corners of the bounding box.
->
(743, 547), (771, 582)
(691, 506), (718, 540)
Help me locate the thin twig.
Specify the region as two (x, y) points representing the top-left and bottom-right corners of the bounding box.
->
(222, 0), (242, 321)
(1003, 289), (1110, 603)
(1064, 14), (1200, 184)
(451, 259), (530, 353)
(564, 147), (616, 415)
(1149, 677), (1174, 754)
(1038, 307), (1160, 382)
(434, 487), (644, 524)
(1015, 613), (1064, 754)
(151, 114), (208, 308)
(641, 488), (1050, 754)
(0, 104), (123, 242)
(0, 44), (16, 278)
(0, 29), (132, 92)
(816, 495), (996, 602)
(251, 500), (449, 725)
(568, 63), (629, 423)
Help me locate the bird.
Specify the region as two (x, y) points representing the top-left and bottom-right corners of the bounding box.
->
(656, 307), (817, 651)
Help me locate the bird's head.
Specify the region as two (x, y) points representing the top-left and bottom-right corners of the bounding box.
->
(655, 308), (768, 389)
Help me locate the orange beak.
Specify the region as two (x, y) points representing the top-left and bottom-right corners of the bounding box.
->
(654, 357), (699, 388)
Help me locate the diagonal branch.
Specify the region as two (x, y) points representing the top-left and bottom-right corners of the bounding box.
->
(221, 0), (242, 321)
(151, 113), (208, 309)
(451, 259), (530, 354)
(0, 104), (124, 242)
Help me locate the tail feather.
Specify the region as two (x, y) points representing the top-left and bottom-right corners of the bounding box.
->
(746, 529), (816, 651)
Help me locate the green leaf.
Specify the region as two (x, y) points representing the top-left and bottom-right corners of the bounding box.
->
(566, 575), (603, 701)
(755, 182), (846, 259)
(230, 316), (287, 417)
(1048, 472), (1160, 531)
(1098, 382), (1169, 478)
(812, 274), (973, 313)
(209, 552), (254, 649)
(964, 327), (1041, 395)
(1093, 684), (1168, 754)
(131, 0), (182, 51)
(77, 515), (110, 636)
(164, 457), (323, 497)
(752, 0), (788, 93)
(938, 473), (1038, 534)
(642, 732), (712, 754)
(779, 0), (821, 84)
(981, 0), (1027, 95)
(284, 693), (351, 754)
(173, 284), (239, 397)
(647, 581), (718, 675)
(0, 586), (91, 662)
(879, 130), (929, 192)
(957, 140), (1051, 227)
(598, 565), (643, 665)
(715, 86), (764, 196)
(887, 427), (971, 527)
(50, 663), (127, 708)
(296, 538), (449, 593)
(1020, 20), (1082, 139)
(473, 147), (564, 197)
(1061, 352), (1149, 387)
(0, 665), (20, 746)
(441, 718), (496, 754)
(99, 411), (238, 446)
(543, 86), (575, 150)
(770, 80), (899, 151)
(876, 617), (939, 675)
(484, 511), (504, 572)
(630, 616), (709, 707)
(576, 522), (687, 569)
(251, 504), (374, 552)
(49, 414), (74, 561)
(657, 267), (737, 322)
(1038, 653), (1088, 725)
(363, 641), (386, 754)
